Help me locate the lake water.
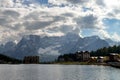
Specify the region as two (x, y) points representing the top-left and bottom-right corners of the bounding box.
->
(0, 64), (120, 80)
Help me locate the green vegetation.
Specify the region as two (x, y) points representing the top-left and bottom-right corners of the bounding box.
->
(58, 53), (79, 62)
(41, 61), (89, 65)
(91, 45), (120, 56)
(51, 62), (107, 66)
(57, 45), (120, 64)
(0, 54), (22, 64)
(58, 45), (120, 59)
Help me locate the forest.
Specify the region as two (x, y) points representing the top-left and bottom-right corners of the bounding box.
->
(0, 54), (22, 64)
(91, 45), (120, 56)
(57, 45), (120, 62)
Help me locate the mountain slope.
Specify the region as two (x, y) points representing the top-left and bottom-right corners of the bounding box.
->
(0, 34), (109, 61)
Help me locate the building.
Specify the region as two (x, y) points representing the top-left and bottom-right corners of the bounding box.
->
(97, 56), (104, 63)
(76, 51), (90, 62)
(23, 56), (39, 64)
(109, 53), (120, 62)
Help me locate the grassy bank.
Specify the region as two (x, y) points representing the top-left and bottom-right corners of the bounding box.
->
(40, 61), (108, 66)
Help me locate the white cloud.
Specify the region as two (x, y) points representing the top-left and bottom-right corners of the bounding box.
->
(0, 0), (120, 43)
(38, 45), (61, 61)
(111, 33), (120, 42)
(97, 30), (110, 39)
(0, 0), (14, 7)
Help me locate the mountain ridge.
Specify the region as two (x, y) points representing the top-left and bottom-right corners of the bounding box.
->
(0, 34), (110, 61)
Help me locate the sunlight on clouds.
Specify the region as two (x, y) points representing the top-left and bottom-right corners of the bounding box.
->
(0, 0), (14, 7)
(97, 30), (110, 39)
(0, 0), (120, 43)
(111, 33), (120, 42)
(104, 0), (120, 8)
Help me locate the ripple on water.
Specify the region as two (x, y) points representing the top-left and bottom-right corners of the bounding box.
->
(0, 65), (120, 80)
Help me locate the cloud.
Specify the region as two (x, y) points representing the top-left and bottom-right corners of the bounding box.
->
(0, 0), (120, 43)
(49, 0), (89, 5)
(38, 45), (60, 55)
(75, 15), (98, 29)
(23, 21), (53, 30)
(111, 33), (120, 42)
(66, 0), (88, 4)
(0, 7), (79, 43)
(2, 10), (20, 17)
(93, 29), (120, 42)
(38, 45), (60, 61)
(96, 0), (105, 6)
(0, 28), (20, 44)
(97, 30), (110, 39)
(0, 0), (14, 7)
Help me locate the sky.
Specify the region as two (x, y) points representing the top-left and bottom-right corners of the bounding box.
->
(0, 0), (120, 44)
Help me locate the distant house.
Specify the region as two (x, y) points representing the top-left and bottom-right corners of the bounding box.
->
(76, 51), (90, 62)
(57, 51), (90, 62)
(109, 53), (120, 62)
(97, 56), (104, 63)
(23, 56), (39, 64)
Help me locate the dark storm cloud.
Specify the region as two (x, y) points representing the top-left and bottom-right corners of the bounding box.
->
(2, 10), (20, 18)
(0, 10), (20, 27)
(96, 0), (105, 6)
(22, 11), (67, 30)
(66, 0), (88, 4)
(23, 21), (53, 30)
(61, 13), (74, 17)
(75, 15), (98, 28)
(0, 18), (7, 26)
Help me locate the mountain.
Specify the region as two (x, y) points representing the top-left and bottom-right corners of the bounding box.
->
(0, 33), (109, 61)
(71, 36), (109, 52)
(105, 38), (120, 46)
(0, 41), (16, 57)
(0, 54), (22, 64)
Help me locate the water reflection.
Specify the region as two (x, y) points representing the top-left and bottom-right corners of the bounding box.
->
(0, 65), (120, 80)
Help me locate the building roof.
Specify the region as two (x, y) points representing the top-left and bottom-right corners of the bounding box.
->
(109, 53), (119, 55)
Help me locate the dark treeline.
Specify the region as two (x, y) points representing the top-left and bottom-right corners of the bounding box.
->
(58, 53), (79, 62)
(91, 45), (120, 56)
(0, 54), (22, 64)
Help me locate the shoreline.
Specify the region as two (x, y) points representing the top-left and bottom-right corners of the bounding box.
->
(0, 62), (111, 66)
(40, 62), (109, 66)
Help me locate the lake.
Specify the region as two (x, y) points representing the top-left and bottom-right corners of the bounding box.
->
(0, 64), (120, 80)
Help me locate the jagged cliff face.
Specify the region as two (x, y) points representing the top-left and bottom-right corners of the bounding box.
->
(0, 33), (109, 61)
